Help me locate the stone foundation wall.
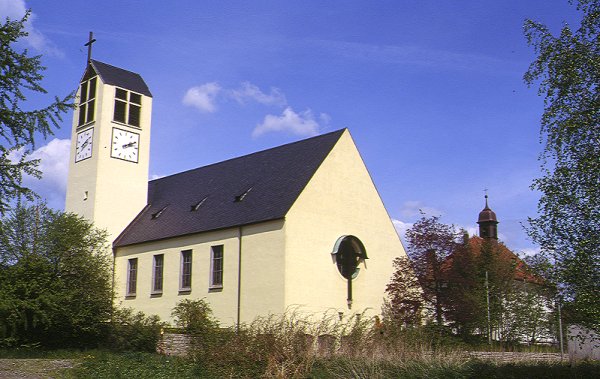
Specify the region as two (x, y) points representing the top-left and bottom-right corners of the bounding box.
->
(156, 332), (564, 362)
(156, 332), (199, 357)
(466, 351), (563, 362)
(568, 325), (600, 361)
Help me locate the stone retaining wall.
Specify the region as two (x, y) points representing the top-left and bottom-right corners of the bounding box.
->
(568, 325), (600, 361)
(466, 351), (563, 362)
(157, 332), (564, 363)
(156, 332), (198, 357)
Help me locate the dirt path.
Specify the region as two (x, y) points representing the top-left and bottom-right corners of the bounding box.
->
(0, 359), (75, 379)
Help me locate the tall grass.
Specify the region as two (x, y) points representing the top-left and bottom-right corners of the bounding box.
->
(184, 310), (479, 378)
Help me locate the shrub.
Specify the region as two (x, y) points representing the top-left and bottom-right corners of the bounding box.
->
(104, 308), (164, 352)
(187, 310), (340, 378)
(171, 299), (219, 334)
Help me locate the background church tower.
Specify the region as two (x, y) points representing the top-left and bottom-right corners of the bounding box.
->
(477, 195), (498, 239)
(65, 59), (152, 243)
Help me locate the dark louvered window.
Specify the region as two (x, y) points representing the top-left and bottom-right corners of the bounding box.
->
(113, 88), (142, 127)
(78, 77), (97, 126)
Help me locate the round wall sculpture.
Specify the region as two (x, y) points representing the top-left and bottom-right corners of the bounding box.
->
(331, 235), (368, 279)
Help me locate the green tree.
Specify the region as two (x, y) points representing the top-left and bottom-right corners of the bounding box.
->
(384, 256), (423, 327)
(444, 236), (486, 338)
(171, 298), (220, 334)
(404, 215), (459, 325)
(524, 0), (600, 331)
(0, 203), (112, 348)
(0, 12), (72, 213)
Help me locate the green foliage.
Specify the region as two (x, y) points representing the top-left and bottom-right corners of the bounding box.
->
(65, 351), (198, 379)
(8, 349), (597, 379)
(0, 12), (73, 213)
(171, 299), (219, 335)
(392, 216), (556, 344)
(104, 308), (164, 353)
(0, 203), (112, 348)
(524, 0), (600, 331)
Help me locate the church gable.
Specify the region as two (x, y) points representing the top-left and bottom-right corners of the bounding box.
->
(113, 129), (345, 247)
(283, 130), (405, 313)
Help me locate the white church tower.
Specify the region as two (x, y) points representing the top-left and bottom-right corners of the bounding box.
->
(65, 59), (152, 243)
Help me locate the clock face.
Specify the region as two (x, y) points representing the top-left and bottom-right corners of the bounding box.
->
(111, 128), (140, 163)
(75, 128), (94, 162)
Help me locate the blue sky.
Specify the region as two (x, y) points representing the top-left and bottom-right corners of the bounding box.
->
(2, 0), (583, 255)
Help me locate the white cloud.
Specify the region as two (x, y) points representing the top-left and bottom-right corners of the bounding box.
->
(7, 138), (71, 209)
(399, 200), (443, 219)
(450, 224), (479, 239)
(230, 82), (286, 106)
(0, 0), (62, 56)
(183, 82), (331, 138)
(392, 219), (412, 242)
(150, 173), (165, 180)
(31, 138), (70, 191)
(183, 81), (287, 113)
(518, 247), (541, 257)
(253, 107), (326, 138)
(183, 82), (222, 113)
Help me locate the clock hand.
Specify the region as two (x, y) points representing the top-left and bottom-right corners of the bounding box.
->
(122, 141), (137, 149)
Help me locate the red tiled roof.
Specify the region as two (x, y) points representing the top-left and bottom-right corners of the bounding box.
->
(443, 236), (544, 285)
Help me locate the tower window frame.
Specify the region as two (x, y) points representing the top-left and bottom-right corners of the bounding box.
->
(78, 76), (97, 127)
(113, 87), (142, 128)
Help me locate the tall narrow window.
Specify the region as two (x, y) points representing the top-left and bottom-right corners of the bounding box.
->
(180, 250), (192, 291)
(78, 77), (97, 126)
(114, 88), (142, 127)
(127, 258), (138, 296)
(210, 245), (224, 288)
(152, 254), (164, 294)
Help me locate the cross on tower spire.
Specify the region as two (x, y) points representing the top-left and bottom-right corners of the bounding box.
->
(84, 31), (96, 63)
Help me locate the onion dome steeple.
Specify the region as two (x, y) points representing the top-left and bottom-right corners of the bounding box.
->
(477, 195), (498, 239)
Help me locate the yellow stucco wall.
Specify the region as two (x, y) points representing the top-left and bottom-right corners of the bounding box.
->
(65, 76), (152, 245)
(284, 130), (406, 318)
(112, 130), (406, 325)
(113, 220), (286, 325)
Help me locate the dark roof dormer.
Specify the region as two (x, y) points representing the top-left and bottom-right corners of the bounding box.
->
(85, 60), (152, 97)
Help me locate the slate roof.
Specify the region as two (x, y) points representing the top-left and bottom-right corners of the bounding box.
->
(89, 60), (152, 97)
(113, 129), (346, 247)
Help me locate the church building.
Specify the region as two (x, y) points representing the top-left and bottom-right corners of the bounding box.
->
(65, 60), (408, 325)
